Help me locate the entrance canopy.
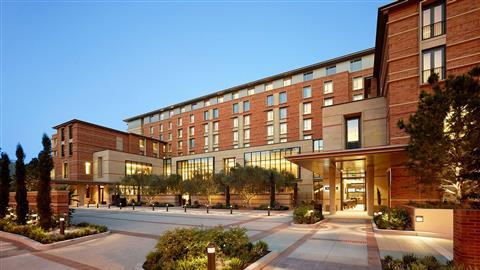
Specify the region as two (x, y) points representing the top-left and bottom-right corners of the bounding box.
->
(286, 144), (407, 176)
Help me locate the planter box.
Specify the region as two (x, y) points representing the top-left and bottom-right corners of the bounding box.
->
(400, 205), (453, 239)
(454, 209), (480, 269)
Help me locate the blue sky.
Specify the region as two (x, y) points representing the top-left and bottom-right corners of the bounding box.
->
(0, 0), (389, 160)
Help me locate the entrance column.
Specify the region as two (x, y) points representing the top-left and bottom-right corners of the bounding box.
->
(329, 159), (336, 215)
(367, 157), (374, 216)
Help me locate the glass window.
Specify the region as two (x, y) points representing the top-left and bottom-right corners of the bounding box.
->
(204, 136), (209, 147)
(422, 46), (445, 83)
(303, 103), (311, 115)
(313, 139), (323, 152)
(280, 123), (287, 135)
(244, 115), (250, 126)
(247, 88), (255, 96)
(168, 122), (172, 130)
(212, 108), (219, 119)
(324, 98), (333, 107)
(233, 117), (239, 128)
(244, 147), (300, 178)
(189, 126), (195, 136)
(232, 103), (239, 113)
(267, 110), (274, 121)
(283, 77), (292, 86)
(303, 86), (312, 98)
(224, 158), (236, 173)
(205, 100), (211, 107)
(213, 121), (219, 132)
(326, 66), (336, 76)
(244, 129), (250, 140)
(346, 117), (361, 149)
(149, 126), (154, 134)
(267, 125), (274, 136)
(178, 129), (183, 138)
(163, 158), (172, 176)
(168, 133), (172, 141)
(324, 81), (333, 94)
(266, 95), (274, 106)
(97, 157), (103, 177)
(422, 2), (445, 40)
(350, 59), (362, 72)
(233, 131), (239, 142)
(125, 160), (152, 176)
(353, 77), (363, 90)
(303, 135), (312, 140)
(280, 138), (287, 143)
(213, 134), (219, 145)
(85, 162), (91, 175)
(178, 141), (183, 149)
(217, 96), (224, 103)
(204, 124), (209, 133)
(189, 114), (194, 123)
(189, 138), (195, 148)
(160, 124), (163, 132)
(279, 107), (287, 120)
(232, 92), (239, 99)
(267, 140), (274, 145)
(303, 72), (313, 81)
(353, 94), (364, 101)
(243, 100), (250, 112)
(203, 111), (209, 120)
(279, 92), (287, 104)
(160, 113), (165, 120)
(265, 83), (273, 91)
(176, 157), (214, 180)
(303, 119), (312, 131)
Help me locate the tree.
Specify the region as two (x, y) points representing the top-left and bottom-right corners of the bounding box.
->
(37, 134), (54, 230)
(15, 144), (29, 225)
(0, 153), (11, 218)
(199, 173), (219, 205)
(25, 158), (39, 191)
(213, 170), (232, 207)
(398, 67), (480, 205)
(119, 174), (152, 203)
(229, 166), (267, 207)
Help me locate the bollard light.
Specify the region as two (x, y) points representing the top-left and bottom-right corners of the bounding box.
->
(230, 205), (233, 215)
(166, 203), (169, 212)
(268, 205), (271, 216)
(207, 205), (209, 214)
(152, 204), (155, 211)
(132, 202), (135, 210)
(77, 202), (79, 207)
(87, 203), (90, 208)
(119, 202), (122, 209)
(59, 217), (65, 235)
(184, 205), (187, 213)
(108, 203), (111, 209)
(206, 243), (216, 270)
(96, 203), (99, 208)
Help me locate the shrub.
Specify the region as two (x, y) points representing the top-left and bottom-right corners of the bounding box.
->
(374, 206), (411, 230)
(293, 205), (323, 224)
(381, 255), (464, 270)
(143, 226), (268, 270)
(177, 256), (207, 270)
(226, 257), (243, 270)
(254, 203), (289, 211)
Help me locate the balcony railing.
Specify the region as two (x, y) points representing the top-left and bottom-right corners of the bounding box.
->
(422, 21), (445, 40)
(422, 67), (445, 84)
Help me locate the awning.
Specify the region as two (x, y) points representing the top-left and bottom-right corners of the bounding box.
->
(286, 144), (408, 176)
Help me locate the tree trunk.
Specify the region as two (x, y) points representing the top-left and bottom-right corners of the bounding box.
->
(137, 186), (141, 203)
(270, 175), (275, 207)
(293, 183), (298, 207)
(225, 185), (231, 207)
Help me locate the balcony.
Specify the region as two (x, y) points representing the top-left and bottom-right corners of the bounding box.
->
(422, 21), (445, 40)
(422, 67), (445, 84)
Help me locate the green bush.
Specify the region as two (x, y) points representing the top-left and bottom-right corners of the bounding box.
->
(177, 257), (207, 270)
(293, 205), (323, 224)
(254, 203), (289, 211)
(143, 226), (269, 270)
(374, 206), (411, 230)
(382, 255), (464, 270)
(226, 257), (243, 270)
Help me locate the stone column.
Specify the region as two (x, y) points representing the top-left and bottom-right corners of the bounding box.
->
(329, 160), (336, 215)
(367, 157), (375, 216)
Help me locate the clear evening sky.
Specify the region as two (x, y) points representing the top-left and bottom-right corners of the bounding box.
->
(0, 0), (388, 160)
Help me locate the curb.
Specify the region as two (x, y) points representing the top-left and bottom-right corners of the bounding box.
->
(0, 230), (111, 251)
(244, 251), (280, 270)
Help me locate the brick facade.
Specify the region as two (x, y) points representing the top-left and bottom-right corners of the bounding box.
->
(454, 209), (480, 268)
(8, 190), (69, 215)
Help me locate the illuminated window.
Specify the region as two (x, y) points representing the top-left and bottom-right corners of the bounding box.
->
(125, 160), (152, 176)
(303, 103), (311, 115)
(353, 77), (363, 90)
(267, 110), (274, 121)
(62, 162), (69, 178)
(153, 142), (159, 157)
(244, 147), (300, 178)
(224, 158), (236, 173)
(244, 129), (250, 140)
(163, 158), (172, 176)
(244, 115), (250, 126)
(303, 119), (312, 131)
(324, 81), (333, 94)
(139, 139), (145, 155)
(346, 117), (361, 149)
(303, 86), (312, 98)
(267, 125), (274, 136)
(176, 157), (214, 180)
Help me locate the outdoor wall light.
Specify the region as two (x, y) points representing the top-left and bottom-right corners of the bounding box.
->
(415, 216), (424, 222)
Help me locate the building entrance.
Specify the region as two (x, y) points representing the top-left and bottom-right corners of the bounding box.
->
(339, 160), (366, 211)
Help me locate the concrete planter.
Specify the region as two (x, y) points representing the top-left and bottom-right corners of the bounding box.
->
(400, 205), (453, 239)
(0, 230), (110, 251)
(453, 209), (480, 269)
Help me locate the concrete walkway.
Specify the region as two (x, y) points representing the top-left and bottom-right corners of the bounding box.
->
(0, 207), (453, 270)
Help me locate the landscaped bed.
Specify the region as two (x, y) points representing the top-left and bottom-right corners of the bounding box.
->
(382, 254), (464, 270)
(292, 205), (323, 224)
(0, 218), (107, 244)
(373, 206), (411, 230)
(143, 226), (268, 270)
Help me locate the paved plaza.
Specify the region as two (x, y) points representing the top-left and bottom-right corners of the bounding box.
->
(0, 207), (453, 270)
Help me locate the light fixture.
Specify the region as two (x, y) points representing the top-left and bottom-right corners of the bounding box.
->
(415, 216), (424, 222)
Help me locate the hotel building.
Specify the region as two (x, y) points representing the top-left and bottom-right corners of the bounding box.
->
(51, 0), (480, 215)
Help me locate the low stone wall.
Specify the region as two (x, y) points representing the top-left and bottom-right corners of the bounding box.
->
(191, 193), (293, 208)
(454, 209), (480, 268)
(400, 205), (453, 238)
(8, 190), (69, 215)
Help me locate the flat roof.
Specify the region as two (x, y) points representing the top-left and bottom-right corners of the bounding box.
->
(124, 48), (375, 122)
(52, 119), (166, 143)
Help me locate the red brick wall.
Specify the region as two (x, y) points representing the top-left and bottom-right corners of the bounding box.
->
(8, 190), (69, 215)
(390, 166), (442, 206)
(454, 209), (480, 268)
(146, 67), (374, 157)
(53, 121), (164, 181)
